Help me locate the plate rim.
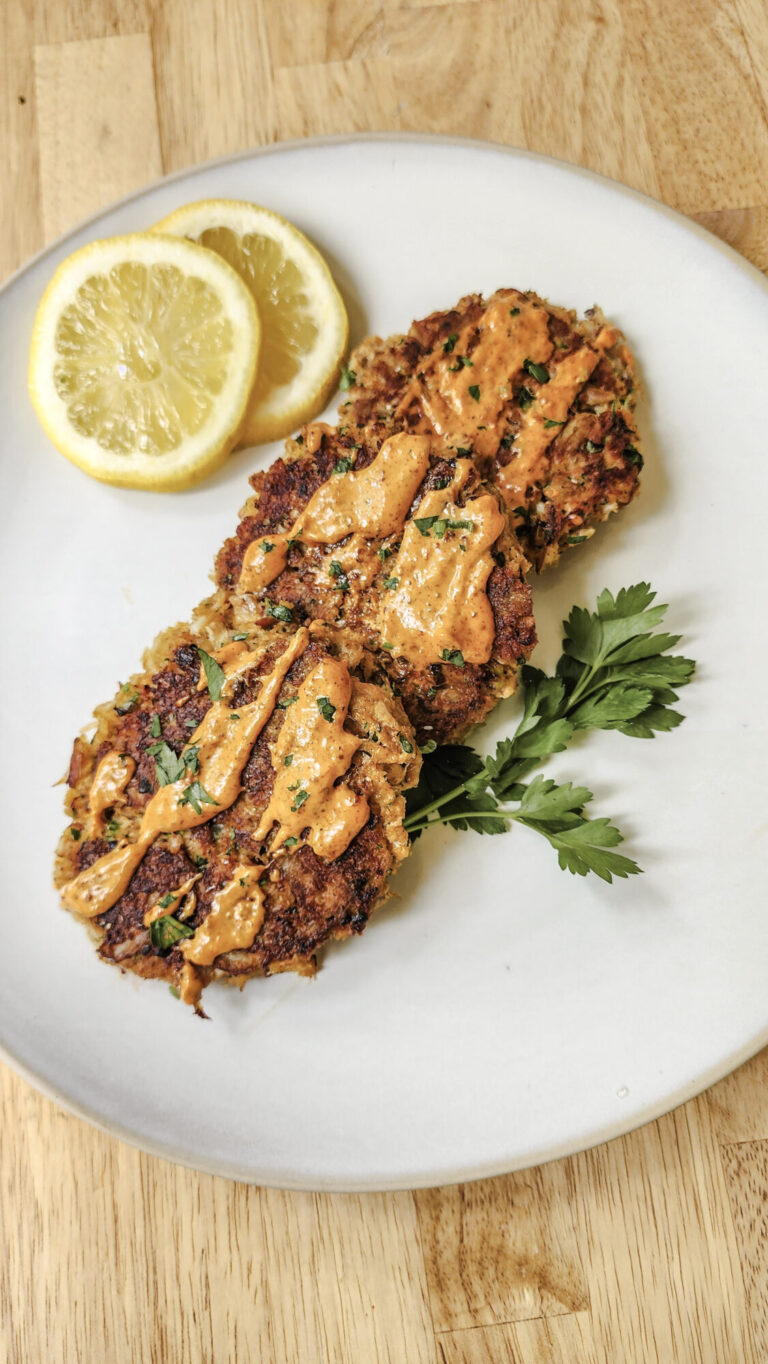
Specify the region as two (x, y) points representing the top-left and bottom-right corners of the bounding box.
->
(3, 131), (768, 1192)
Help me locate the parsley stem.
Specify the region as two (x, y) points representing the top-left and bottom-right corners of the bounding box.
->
(403, 774), (488, 830)
(406, 809), (501, 834)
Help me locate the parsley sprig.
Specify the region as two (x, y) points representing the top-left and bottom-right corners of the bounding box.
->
(404, 584), (695, 882)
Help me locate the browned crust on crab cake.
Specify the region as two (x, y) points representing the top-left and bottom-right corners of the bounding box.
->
(213, 423), (536, 745)
(55, 623), (420, 1005)
(338, 288), (643, 570)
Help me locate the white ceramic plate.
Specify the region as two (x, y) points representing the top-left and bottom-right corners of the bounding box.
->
(2, 136), (767, 1192)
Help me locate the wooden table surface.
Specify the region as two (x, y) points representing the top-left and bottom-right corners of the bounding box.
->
(3, 2), (768, 1360)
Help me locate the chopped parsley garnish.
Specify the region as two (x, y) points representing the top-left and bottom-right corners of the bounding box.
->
(454, 446), (472, 456)
(585, 439), (604, 453)
(316, 696), (336, 723)
(106, 820), (120, 836)
(442, 333), (459, 353)
(178, 781), (218, 815)
(449, 355), (473, 372)
(182, 744), (200, 774)
(333, 456), (353, 475)
(468, 384), (481, 402)
(383, 576), (399, 590)
(523, 358), (550, 384)
(194, 855), (208, 870)
(399, 734), (414, 754)
(291, 788), (309, 812)
(432, 477), (451, 489)
(509, 307), (520, 317)
(339, 363), (357, 390)
(544, 419), (566, 429)
(284, 836), (299, 848)
(147, 741), (186, 787)
(426, 687), (437, 699)
(567, 533), (589, 545)
(149, 713), (162, 738)
(277, 695), (298, 708)
(264, 600), (294, 623)
(150, 915), (194, 953)
(70, 827), (82, 841)
(516, 386), (535, 409)
(624, 445), (644, 469)
(404, 583), (695, 883)
(232, 631), (249, 641)
(381, 641), (394, 650)
(115, 683), (139, 716)
(420, 739), (437, 755)
(441, 649), (466, 667)
(378, 544), (394, 561)
(158, 892), (177, 909)
(196, 646), (225, 702)
(415, 515), (439, 536)
(328, 560), (350, 591)
(260, 540), (275, 553)
(416, 516), (474, 539)
(284, 753), (294, 766)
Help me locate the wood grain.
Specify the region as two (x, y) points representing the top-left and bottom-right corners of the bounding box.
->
(34, 34), (162, 240)
(3, 2), (768, 1361)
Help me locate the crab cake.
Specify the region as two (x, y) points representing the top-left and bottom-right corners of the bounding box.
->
(55, 621), (420, 1012)
(214, 422), (536, 745)
(338, 287), (643, 570)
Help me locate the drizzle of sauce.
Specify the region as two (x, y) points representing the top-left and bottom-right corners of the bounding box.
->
(255, 657), (369, 860)
(237, 433), (432, 594)
(179, 961), (203, 1009)
(378, 460), (505, 669)
(182, 864), (265, 966)
(396, 298), (554, 459)
(87, 751), (136, 834)
(61, 630), (310, 920)
(497, 345), (600, 507)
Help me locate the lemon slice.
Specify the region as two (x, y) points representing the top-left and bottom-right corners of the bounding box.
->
(154, 200), (348, 446)
(28, 233), (260, 491)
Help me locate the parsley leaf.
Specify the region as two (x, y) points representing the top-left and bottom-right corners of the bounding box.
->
(442, 333), (459, 353)
(441, 649), (465, 666)
(328, 560), (350, 591)
(523, 358), (550, 384)
(339, 363), (356, 390)
(468, 384), (481, 402)
(316, 696), (336, 723)
(333, 457), (353, 474)
(150, 915), (194, 953)
(264, 600), (294, 623)
(148, 741), (186, 787)
(149, 713), (162, 738)
(383, 576), (399, 590)
(196, 646), (225, 702)
(415, 515), (439, 536)
(178, 781), (219, 815)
